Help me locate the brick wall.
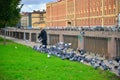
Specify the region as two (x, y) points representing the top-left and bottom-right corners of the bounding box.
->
(46, 0), (119, 27)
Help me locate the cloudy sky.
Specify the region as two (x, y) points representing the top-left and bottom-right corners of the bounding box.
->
(20, 0), (55, 12)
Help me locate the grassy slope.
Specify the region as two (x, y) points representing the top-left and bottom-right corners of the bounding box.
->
(0, 38), (119, 80)
(0, 37), (13, 43)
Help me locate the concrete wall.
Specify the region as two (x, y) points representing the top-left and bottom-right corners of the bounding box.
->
(2, 29), (120, 59)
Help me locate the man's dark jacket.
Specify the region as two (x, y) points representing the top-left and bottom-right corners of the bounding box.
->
(38, 29), (47, 45)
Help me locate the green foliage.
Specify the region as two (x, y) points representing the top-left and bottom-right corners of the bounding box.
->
(0, 38), (119, 80)
(0, 0), (22, 27)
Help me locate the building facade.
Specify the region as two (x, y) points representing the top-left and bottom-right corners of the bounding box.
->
(46, 0), (120, 27)
(21, 10), (46, 29)
(31, 10), (46, 28)
(21, 12), (29, 28)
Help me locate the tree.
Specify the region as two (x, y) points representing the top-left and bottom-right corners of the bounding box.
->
(0, 0), (22, 44)
(0, 0), (22, 27)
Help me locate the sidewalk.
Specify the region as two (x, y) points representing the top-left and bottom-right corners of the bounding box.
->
(0, 35), (40, 47)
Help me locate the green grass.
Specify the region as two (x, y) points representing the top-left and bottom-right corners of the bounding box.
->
(0, 37), (119, 80)
(0, 37), (13, 43)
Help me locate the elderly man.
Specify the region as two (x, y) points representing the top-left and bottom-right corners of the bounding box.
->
(38, 28), (47, 48)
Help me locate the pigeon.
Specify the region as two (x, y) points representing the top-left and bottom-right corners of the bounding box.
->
(77, 56), (82, 62)
(61, 55), (66, 60)
(93, 63), (100, 70)
(118, 68), (120, 75)
(33, 45), (37, 50)
(80, 59), (84, 63)
(114, 65), (119, 70)
(84, 58), (91, 63)
(119, 60), (120, 65)
(47, 54), (51, 58)
(36, 46), (40, 50)
(115, 57), (120, 63)
(94, 56), (99, 62)
(78, 49), (86, 55)
(99, 60), (105, 66)
(69, 57), (74, 61)
(101, 65), (112, 70)
(108, 60), (113, 65)
(90, 60), (95, 66)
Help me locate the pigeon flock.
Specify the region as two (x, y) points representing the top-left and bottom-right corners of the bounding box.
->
(33, 42), (120, 76)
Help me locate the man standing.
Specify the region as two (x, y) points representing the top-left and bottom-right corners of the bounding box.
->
(38, 28), (47, 48)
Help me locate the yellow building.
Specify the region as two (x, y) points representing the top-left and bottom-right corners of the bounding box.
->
(31, 10), (46, 28)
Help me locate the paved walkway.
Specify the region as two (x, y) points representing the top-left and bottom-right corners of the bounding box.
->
(0, 35), (120, 76)
(0, 35), (40, 47)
